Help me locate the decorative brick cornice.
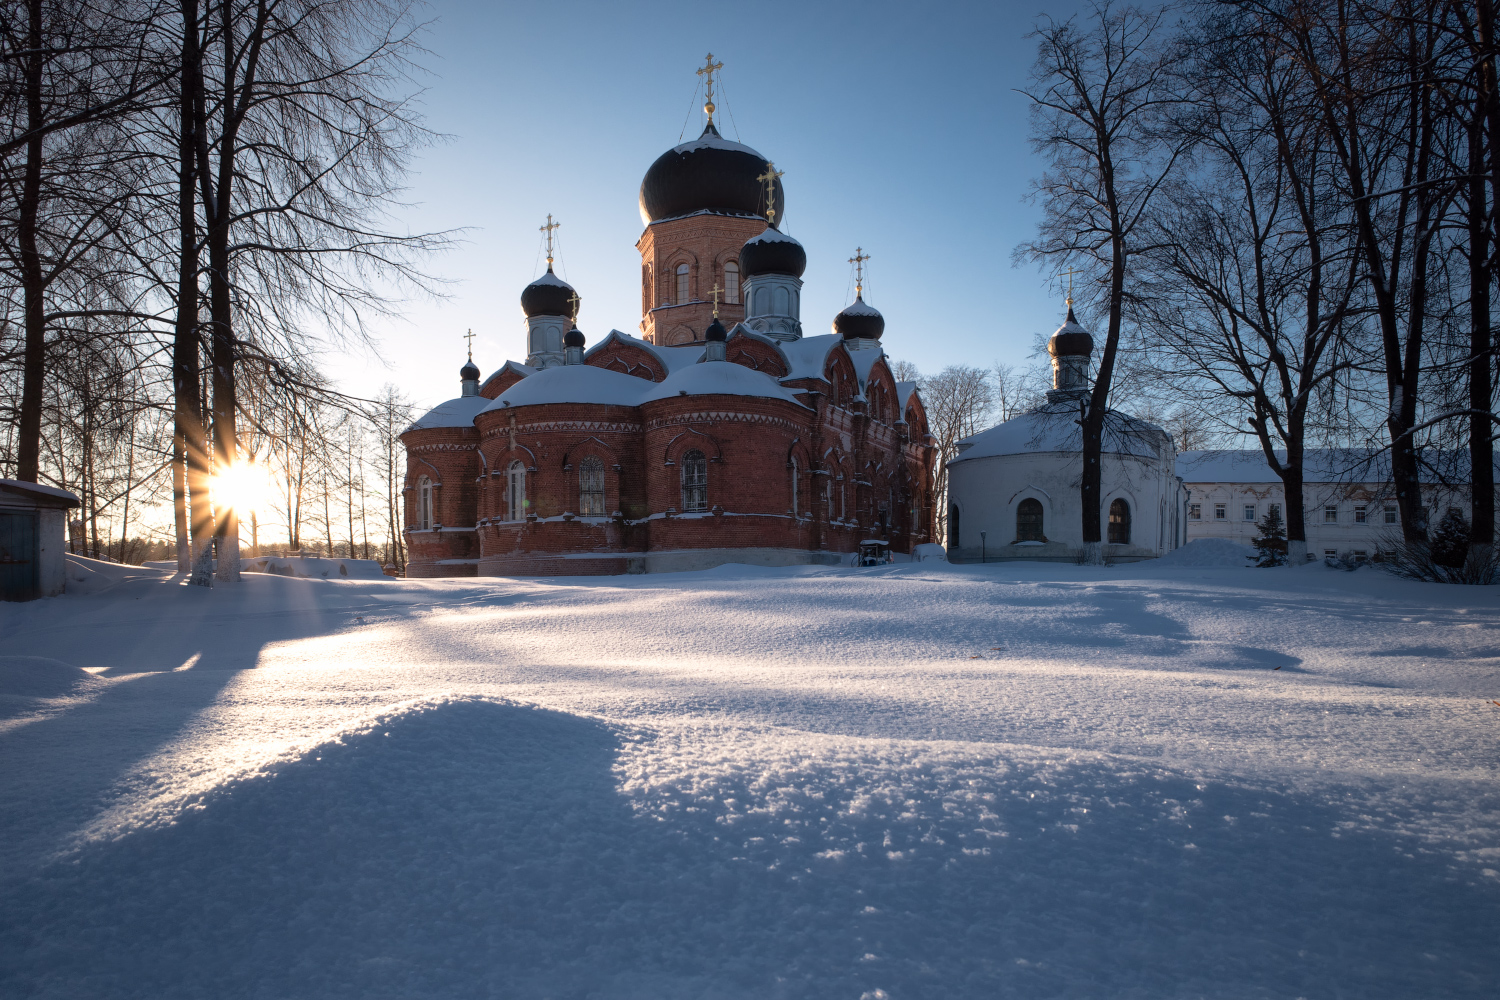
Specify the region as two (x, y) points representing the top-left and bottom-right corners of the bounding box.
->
(409, 442), (477, 455)
(647, 411), (803, 433)
(482, 419), (643, 439)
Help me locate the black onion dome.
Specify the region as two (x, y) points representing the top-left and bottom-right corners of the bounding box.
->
(520, 266), (576, 318)
(833, 294), (885, 339)
(563, 325), (585, 348)
(639, 122), (786, 226)
(739, 226), (806, 278)
(1047, 306), (1094, 357)
(460, 358), (481, 381)
(704, 316), (728, 342)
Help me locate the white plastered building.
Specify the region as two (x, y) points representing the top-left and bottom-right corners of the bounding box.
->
(945, 309), (1183, 562)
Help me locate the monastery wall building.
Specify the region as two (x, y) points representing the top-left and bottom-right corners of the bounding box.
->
(400, 83), (937, 577)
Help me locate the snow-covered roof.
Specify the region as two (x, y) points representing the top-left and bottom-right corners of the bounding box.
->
(640, 361), (809, 406)
(1175, 448), (1498, 484)
(583, 330), (703, 375)
(846, 345), (887, 392)
(950, 403), (1167, 464)
(0, 479), (80, 506)
(779, 334), (841, 382)
(405, 395), (491, 432)
(895, 381), (919, 413)
(485, 364), (650, 409)
(482, 361), (535, 386)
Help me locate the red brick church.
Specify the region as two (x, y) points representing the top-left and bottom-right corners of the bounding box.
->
(401, 74), (937, 576)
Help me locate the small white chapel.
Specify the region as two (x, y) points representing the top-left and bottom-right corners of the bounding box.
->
(945, 307), (1184, 562)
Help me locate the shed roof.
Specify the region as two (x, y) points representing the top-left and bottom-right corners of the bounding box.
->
(0, 480), (80, 508)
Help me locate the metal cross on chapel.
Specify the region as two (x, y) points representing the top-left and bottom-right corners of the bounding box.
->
(697, 53), (724, 125)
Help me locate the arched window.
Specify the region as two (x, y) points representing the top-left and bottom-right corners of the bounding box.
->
(579, 456), (605, 516)
(723, 261), (739, 304)
(506, 461), (526, 521)
(789, 456), (799, 516)
(417, 476), (433, 530)
(1016, 498), (1044, 542)
(949, 504), (960, 548)
(681, 450), (708, 511)
(676, 263), (690, 305)
(1108, 497), (1131, 544)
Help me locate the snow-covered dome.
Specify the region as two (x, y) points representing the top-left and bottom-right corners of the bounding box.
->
(1048, 306), (1093, 358)
(639, 122), (784, 226)
(407, 394), (491, 431)
(740, 226), (806, 278)
(639, 359), (807, 406)
(563, 325), (585, 349)
(950, 402), (1168, 464)
(521, 266), (577, 318)
(460, 358), (480, 381)
(704, 316), (728, 342)
(833, 294), (884, 340)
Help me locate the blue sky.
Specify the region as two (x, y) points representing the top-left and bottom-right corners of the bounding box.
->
(342, 0), (1088, 410)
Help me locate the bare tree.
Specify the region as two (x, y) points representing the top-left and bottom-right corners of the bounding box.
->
(1018, 1), (1190, 563)
(919, 364), (995, 545)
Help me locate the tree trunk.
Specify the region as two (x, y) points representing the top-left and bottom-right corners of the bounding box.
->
(1469, 109), (1495, 558)
(15, 0), (46, 483)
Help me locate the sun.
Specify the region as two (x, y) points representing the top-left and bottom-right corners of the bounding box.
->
(212, 459), (274, 514)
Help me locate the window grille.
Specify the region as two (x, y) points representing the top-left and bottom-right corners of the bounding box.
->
(579, 456), (605, 516)
(1214, 503), (1226, 520)
(1108, 498), (1131, 544)
(1383, 505), (1398, 524)
(681, 450), (707, 511)
(1324, 505), (1338, 523)
(1354, 505), (1367, 523)
(1016, 498), (1044, 542)
(1243, 504), (1256, 521)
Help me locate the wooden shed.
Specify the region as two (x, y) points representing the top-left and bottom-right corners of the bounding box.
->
(0, 480), (80, 601)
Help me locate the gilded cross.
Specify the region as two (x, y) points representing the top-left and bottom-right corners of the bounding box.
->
(848, 247), (871, 296)
(539, 213), (560, 266)
(710, 282), (723, 317)
(697, 53), (724, 124)
(1062, 267), (1083, 306)
(463, 328), (476, 359)
(756, 161), (784, 225)
(566, 291), (581, 321)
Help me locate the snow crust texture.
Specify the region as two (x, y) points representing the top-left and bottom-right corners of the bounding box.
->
(1, 560), (1497, 998)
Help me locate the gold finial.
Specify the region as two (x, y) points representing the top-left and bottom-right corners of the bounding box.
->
(464, 328), (475, 360)
(1062, 266), (1082, 307)
(756, 161), (785, 225)
(697, 53), (724, 124)
(710, 282), (723, 318)
(540, 213), (560, 268)
(848, 247), (871, 297)
(566, 290), (581, 322)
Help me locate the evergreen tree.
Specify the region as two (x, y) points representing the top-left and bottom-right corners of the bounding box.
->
(1430, 508), (1470, 568)
(1252, 504), (1288, 567)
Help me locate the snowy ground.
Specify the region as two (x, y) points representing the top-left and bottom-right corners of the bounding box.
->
(1, 553), (1497, 999)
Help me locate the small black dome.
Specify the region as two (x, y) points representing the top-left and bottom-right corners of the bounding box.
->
(1047, 306), (1094, 357)
(521, 266), (577, 318)
(704, 316), (728, 342)
(460, 358), (480, 381)
(740, 226), (806, 278)
(639, 122), (785, 226)
(563, 326), (585, 348)
(833, 294), (885, 339)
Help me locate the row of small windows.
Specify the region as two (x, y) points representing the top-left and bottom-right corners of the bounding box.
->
(418, 454), (908, 525)
(949, 498), (1133, 547)
(662, 262), (739, 307)
(1188, 501), (1399, 524)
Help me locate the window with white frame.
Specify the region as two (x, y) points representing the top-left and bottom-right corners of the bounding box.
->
(1354, 504), (1367, 523)
(578, 456), (605, 516)
(1243, 504), (1256, 521)
(675, 263), (690, 305)
(723, 261), (739, 304)
(1189, 503), (1201, 520)
(681, 449), (707, 511)
(1324, 504), (1339, 523)
(1214, 503), (1226, 520)
(1383, 504), (1398, 524)
(417, 476), (433, 530)
(506, 461), (526, 520)
(1269, 503), (1281, 518)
